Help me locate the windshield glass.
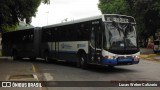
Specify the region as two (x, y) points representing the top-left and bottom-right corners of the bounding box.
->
(104, 22), (137, 50)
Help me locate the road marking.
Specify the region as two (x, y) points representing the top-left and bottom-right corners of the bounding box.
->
(32, 64), (37, 73)
(44, 73), (54, 81)
(33, 74), (44, 90)
(33, 74), (38, 79)
(32, 64), (47, 90)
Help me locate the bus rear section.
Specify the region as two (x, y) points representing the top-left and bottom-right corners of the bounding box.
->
(2, 27), (41, 60)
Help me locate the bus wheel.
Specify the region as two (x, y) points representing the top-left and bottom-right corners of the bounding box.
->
(107, 65), (115, 69)
(44, 53), (50, 62)
(30, 57), (36, 60)
(78, 54), (87, 69)
(45, 56), (49, 62)
(13, 51), (18, 61)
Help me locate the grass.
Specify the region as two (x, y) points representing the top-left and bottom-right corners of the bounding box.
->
(140, 54), (160, 62)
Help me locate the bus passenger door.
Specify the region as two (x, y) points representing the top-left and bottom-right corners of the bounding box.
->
(90, 26), (102, 64)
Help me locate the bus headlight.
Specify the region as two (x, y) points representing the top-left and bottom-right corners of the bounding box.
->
(134, 56), (139, 61)
(105, 56), (116, 59)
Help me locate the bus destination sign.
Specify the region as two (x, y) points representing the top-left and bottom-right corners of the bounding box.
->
(104, 15), (135, 23)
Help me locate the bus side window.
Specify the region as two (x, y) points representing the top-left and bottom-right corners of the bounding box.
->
(76, 23), (89, 41)
(91, 27), (95, 47)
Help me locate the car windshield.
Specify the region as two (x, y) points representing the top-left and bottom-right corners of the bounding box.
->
(104, 22), (137, 50)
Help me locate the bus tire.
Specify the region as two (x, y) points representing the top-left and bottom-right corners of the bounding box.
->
(30, 57), (36, 60)
(44, 51), (50, 62)
(78, 54), (87, 69)
(45, 57), (49, 62)
(12, 50), (18, 61)
(107, 65), (115, 70)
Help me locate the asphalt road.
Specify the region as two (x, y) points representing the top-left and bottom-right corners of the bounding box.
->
(0, 56), (160, 90)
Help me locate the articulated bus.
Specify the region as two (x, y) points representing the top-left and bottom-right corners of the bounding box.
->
(2, 14), (140, 68)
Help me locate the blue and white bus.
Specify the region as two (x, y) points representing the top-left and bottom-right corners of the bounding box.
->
(2, 14), (140, 68)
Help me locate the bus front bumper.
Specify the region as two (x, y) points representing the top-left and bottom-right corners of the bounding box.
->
(101, 57), (139, 65)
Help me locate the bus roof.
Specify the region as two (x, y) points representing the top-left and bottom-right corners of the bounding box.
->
(43, 14), (135, 29)
(43, 15), (102, 29)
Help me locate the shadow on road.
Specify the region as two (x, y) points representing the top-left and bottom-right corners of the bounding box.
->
(0, 57), (137, 74)
(0, 57), (12, 62)
(24, 58), (136, 74)
(85, 65), (137, 74)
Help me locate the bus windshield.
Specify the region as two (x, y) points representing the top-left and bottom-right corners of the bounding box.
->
(104, 22), (138, 52)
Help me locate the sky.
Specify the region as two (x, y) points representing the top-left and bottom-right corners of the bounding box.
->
(31, 0), (101, 27)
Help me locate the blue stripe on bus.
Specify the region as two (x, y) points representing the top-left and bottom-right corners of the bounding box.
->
(101, 58), (117, 65)
(101, 58), (135, 65)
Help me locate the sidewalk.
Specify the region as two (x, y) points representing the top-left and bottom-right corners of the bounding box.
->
(0, 57), (42, 90)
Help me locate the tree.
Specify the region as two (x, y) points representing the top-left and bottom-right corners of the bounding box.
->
(98, 0), (130, 15)
(0, 0), (50, 33)
(133, 0), (160, 46)
(98, 0), (160, 46)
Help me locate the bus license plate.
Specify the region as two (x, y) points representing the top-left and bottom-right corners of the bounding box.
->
(118, 59), (132, 62)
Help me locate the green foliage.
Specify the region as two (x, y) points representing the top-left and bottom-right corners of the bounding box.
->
(134, 0), (160, 39)
(98, 0), (130, 15)
(98, 0), (160, 42)
(0, 0), (50, 33)
(1, 24), (18, 33)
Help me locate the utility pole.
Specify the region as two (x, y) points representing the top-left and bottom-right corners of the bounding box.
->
(46, 11), (49, 25)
